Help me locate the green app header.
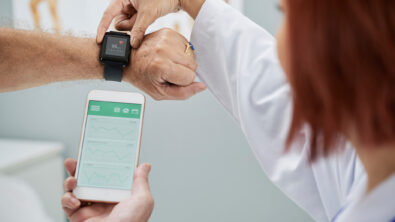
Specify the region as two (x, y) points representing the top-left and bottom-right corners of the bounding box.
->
(87, 100), (142, 119)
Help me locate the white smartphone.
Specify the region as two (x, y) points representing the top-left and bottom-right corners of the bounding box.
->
(73, 90), (145, 203)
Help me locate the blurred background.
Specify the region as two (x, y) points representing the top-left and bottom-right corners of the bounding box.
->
(0, 0), (313, 221)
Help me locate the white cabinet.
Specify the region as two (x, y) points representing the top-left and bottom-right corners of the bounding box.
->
(0, 139), (65, 222)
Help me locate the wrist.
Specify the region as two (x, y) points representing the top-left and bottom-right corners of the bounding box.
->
(123, 48), (137, 83)
(80, 38), (104, 80)
(47, 36), (103, 82)
(99, 32), (132, 82)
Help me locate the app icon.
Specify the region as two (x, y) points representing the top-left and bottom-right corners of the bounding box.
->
(122, 108), (129, 114)
(114, 107), (121, 113)
(90, 105), (100, 112)
(131, 109), (139, 115)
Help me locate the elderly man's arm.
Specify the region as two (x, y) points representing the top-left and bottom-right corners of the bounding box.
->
(0, 28), (205, 100)
(0, 28), (101, 92)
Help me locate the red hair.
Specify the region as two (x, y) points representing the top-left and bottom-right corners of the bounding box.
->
(286, 0), (395, 160)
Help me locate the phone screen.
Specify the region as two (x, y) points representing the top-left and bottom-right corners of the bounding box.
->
(77, 100), (142, 190)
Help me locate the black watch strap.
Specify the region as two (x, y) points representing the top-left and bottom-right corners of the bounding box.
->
(103, 61), (123, 82)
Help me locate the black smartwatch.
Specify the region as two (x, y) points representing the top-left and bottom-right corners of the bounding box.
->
(99, 31), (132, 82)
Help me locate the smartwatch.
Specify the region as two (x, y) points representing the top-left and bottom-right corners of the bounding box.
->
(99, 31), (132, 82)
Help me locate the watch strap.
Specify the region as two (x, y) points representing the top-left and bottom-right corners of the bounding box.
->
(103, 61), (123, 82)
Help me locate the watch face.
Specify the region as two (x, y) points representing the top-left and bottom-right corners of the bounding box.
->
(105, 36), (128, 57)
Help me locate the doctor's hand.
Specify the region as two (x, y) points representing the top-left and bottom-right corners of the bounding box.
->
(97, 0), (181, 48)
(61, 159), (154, 222)
(123, 28), (205, 100)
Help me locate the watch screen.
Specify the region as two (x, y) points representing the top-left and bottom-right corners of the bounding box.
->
(77, 101), (142, 190)
(105, 36), (127, 57)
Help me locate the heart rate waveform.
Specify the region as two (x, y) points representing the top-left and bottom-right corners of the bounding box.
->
(78, 164), (134, 189)
(78, 114), (140, 189)
(84, 141), (136, 164)
(85, 116), (139, 141)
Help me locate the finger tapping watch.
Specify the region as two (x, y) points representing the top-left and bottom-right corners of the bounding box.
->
(99, 31), (132, 82)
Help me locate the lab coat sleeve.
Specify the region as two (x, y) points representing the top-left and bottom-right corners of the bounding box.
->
(190, 0), (330, 221)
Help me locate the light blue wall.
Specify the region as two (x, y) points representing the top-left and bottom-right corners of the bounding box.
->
(244, 0), (283, 34)
(0, 1), (313, 221)
(0, 0), (12, 19)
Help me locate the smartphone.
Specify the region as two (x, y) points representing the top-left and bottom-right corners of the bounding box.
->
(73, 90), (145, 203)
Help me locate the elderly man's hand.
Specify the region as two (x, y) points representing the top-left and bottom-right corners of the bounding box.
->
(124, 28), (205, 100)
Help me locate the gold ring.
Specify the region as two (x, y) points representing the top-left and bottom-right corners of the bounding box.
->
(184, 42), (194, 56)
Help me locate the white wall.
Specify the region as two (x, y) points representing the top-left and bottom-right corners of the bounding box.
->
(0, 0), (313, 221)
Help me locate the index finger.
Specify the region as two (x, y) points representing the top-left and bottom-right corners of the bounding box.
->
(96, 3), (122, 43)
(130, 11), (157, 48)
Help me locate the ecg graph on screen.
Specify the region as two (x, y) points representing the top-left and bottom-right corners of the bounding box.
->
(85, 141), (136, 164)
(86, 116), (139, 141)
(79, 164), (133, 189)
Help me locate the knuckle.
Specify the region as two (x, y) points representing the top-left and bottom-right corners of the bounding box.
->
(151, 58), (165, 72)
(61, 194), (69, 203)
(114, 22), (122, 30)
(154, 44), (165, 54)
(132, 26), (146, 37)
(159, 29), (173, 42)
(102, 10), (113, 19)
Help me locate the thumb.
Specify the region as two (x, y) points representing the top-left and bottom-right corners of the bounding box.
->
(130, 12), (156, 48)
(132, 163), (152, 194)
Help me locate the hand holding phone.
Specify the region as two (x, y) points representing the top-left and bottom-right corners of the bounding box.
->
(73, 90), (145, 203)
(62, 159), (154, 222)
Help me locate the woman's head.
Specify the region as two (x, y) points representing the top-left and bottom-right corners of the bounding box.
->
(276, 0), (395, 160)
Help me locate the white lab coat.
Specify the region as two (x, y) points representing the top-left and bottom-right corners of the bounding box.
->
(190, 0), (395, 221)
(335, 173), (395, 222)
